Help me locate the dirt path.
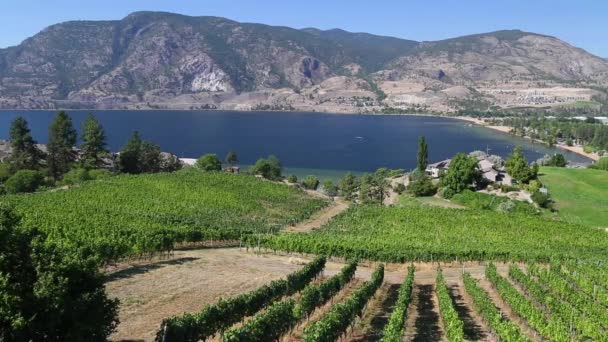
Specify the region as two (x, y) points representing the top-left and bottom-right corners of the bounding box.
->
(284, 197), (349, 233)
(448, 284), (495, 341)
(349, 283), (401, 342)
(477, 278), (542, 342)
(284, 279), (362, 342)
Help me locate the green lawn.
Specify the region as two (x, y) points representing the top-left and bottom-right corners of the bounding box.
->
(540, 167), (608, 228)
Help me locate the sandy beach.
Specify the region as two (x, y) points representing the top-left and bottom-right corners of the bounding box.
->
(454, 116), (600, 161)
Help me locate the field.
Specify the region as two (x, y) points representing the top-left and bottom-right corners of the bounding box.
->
(540, 167), (608, 228)
(252, 202), (608, 262)
(133, 249), (608, 342)
(3, 169), (327, 263)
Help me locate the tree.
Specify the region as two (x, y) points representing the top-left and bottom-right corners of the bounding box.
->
(195, 154), (222, 172)
(441, 153), (479, 198)
(505, 146), (536, 183)
(9, 117), (44, 172)
(0, 204), (119, 341)
(250, 156), (282, 180)
(47, 111), (77, 181)
(118, 131), (143, 174)
(339, 173), (358, 200)
(80, 114), (107, 169)
(225, 151), (238, 166)
(139, 141), (162, 173)
(417, 136), (429, 172)
(287, 175), (298, 183)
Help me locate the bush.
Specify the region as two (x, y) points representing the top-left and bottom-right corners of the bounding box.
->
(4, 170), (44, 194)
(195, 154), (222, 172)
(287, 175), (298, 183)
(301, 176), (320, 190)
(60, 168), (92, 186)
(594, 157), (608, 171)
(531, 191), (552, 208)
(408, 176), (437, 197)
(89, 169), (113, 180)
(0, 162), (12, 182)
(497, 200), (517, 213)
(322, 180), (338, 197)
(0, 204), (119, 340)
(394, 183), (406, 194)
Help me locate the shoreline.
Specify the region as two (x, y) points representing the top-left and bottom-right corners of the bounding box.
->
(454, 116), (600, 161)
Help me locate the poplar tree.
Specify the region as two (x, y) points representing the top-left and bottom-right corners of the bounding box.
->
(417, 136), (428, 172)
(47, 111), (77, 181)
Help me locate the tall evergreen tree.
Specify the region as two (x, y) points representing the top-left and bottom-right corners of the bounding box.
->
(118, 131), (142, 174)
(417, 136), (429, 172)
(47, 111), (77, 181)
(8, 117), (44, 171)
(80, 114), (107, 169)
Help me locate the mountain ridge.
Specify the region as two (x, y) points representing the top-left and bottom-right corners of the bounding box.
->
(0, 11), (607, 112)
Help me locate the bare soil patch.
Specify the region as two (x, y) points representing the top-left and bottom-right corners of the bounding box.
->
(284, 197), (349, 233)
(106, 248), (522, 342)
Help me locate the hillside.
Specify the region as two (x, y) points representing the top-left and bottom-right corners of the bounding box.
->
(1, 11), (608, 112)
(3, 169), (327, 263)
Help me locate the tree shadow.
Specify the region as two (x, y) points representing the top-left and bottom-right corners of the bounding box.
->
(105, 257), (198, 281)
(360, 283), (400, 341)
(449, 284), (486, 341)
(413, 284), (442, 342)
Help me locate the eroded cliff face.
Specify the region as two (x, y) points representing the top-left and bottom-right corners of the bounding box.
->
(0, 12), (607, 112)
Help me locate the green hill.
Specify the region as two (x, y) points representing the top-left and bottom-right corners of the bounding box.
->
(540, 167), (608, 228)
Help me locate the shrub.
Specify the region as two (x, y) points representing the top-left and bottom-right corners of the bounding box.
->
(595, 157), (608, 171)
(89, 169), (113, 180)
(301, 176), (320, 190)
(322, 180), (338, 197)
(4, 170), (44, 194)
(408, 176), (437, 197)
(497, 200), (517, 213)
(195, 154), (222, 172)
(287, 175), (298, 183)
(0, 162), (12, 182)
(531, 191), (551, 208)
(394, 183), (406, 194)
(60, 168), (92, 186)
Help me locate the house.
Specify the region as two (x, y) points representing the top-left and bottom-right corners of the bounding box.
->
(476, 156), (515, 186)
(425, 159), (451, 178)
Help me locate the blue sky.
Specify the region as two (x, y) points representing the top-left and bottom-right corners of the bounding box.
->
(1, 0), (607, 57)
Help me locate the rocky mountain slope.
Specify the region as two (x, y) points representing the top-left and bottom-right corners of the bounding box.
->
(1, 11), (607, 112)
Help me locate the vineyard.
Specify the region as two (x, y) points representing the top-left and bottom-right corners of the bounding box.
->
(248, 204), (608, 262)
(2, 169), (327, 263)
(127, 250), (608, 342)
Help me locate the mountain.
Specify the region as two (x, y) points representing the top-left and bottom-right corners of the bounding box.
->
(1, 11), (607, 112)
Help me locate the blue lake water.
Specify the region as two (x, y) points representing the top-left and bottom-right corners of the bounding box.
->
(0, 111), (590, 178)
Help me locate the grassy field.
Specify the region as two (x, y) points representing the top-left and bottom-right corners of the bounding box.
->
(253, 199), (608, 262)
(3, 169), (327, 262)
(540, 167), (608, 228)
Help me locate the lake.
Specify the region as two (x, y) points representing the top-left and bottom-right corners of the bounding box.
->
(0, 110), (590, 179)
